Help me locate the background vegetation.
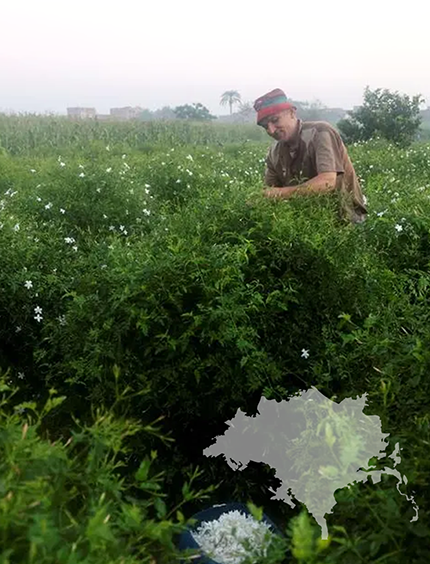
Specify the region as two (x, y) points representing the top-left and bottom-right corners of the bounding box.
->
(1, 114), (430, 563)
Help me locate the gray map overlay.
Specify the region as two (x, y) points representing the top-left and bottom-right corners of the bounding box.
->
(203, 387), (418, 539)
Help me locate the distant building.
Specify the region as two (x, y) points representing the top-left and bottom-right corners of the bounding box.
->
(95, 114), (112, 122)
(109, 106), (143, 120)
(67, 107), (96, 120)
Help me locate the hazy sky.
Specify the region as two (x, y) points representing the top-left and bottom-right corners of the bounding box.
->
(1, 0), (429, 115)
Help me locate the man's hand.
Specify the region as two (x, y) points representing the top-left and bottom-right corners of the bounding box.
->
(263, 187), (296, 199)
(263, 174), (337, 200)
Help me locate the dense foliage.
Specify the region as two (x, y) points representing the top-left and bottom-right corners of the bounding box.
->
(338, 86), (424, 147)
(1, 118), (430, 563)
(173, 103), (216, 121)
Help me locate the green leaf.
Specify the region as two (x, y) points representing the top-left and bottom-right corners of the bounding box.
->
(176, 510), (185, 523)
(154, 497), (167, 519)
(246, 501), (263, 522)
(43, 396), (66, 415)
(410, 374), (421, 387)
(138, 482), (161, 491)
(135, 457), (151, 482)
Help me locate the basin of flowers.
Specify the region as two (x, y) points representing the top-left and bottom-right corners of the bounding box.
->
(177, 502), (284, 564)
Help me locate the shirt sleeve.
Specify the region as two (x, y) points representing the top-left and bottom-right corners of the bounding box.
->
(264, 147), (282, 186)
(314, 129), (345, 174)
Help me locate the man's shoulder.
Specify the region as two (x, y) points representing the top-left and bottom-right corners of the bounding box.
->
(266, 140), (282, 159)
(301, 121), (344, 148)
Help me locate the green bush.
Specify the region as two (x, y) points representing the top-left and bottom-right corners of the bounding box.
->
(2, 127), (430, 562)
(338, 86), (424, 147)
(0, 376), (222, 564)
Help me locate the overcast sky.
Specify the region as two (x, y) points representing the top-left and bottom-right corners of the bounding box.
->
(1, 0), (429, 115)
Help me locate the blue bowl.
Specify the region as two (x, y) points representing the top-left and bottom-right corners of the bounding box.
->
(177, 502), (285, 564)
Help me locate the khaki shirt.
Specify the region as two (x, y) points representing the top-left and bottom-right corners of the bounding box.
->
(264, 120), (367, 223)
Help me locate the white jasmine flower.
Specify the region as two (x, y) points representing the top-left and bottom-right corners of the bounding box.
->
(18, 372), (25, 379)
(122, 154), (126, 159)
(59, 161), (66, 167)
(13, 223), (20, 231)
(64, 237), (75, 244)
(30, 169), (36, 173)
(191, 510), (274, 564)
(106, 167), (112, 173)
(395, 224), (403, 232)
(186, 154), (194, 161)
(119, 225), (125, 231)
(78, 164), (84, 169)
(24, 280), (33, 290)
(103, 214), (108, 219)
(34, 313), (43, 322)
(106, 145), (110, 151)
(72, 246), (78, 252)
(96, 188), (101, 193)
(34, 306), (42, 315)
(45, 202), (52, 210)
(144, 183), (151, 188)
(58, 315), (67, 326)
(109, 225), (115, 231)
(79, 172), (85, 178)
(15, 326), (22, 333)
(301, 349), (310, 359)
(37, 197), (42, 202)
(143, 209), (151, 216)
(60, 208), (66, 214)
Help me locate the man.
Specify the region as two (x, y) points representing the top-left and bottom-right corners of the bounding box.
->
(254, 88), (367, 224)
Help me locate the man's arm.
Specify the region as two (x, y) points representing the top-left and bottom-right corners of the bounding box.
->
(264, 172), (337, 199)
(264, 146), (283, 187)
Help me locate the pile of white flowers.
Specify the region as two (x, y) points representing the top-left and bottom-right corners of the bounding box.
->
(191, 509), (275, 564)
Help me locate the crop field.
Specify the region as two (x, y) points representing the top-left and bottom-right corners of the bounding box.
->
(1, 116), (430, 563)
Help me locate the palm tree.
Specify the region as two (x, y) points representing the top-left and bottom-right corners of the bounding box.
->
(220, 90), (242, 115)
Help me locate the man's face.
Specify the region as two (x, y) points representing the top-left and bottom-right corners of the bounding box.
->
(261, 110), (297, 141)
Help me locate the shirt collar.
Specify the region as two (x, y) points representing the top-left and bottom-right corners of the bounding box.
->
(287, 119), (302, 151)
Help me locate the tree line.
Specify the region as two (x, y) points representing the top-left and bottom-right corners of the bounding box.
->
(134, 87), (428, 147)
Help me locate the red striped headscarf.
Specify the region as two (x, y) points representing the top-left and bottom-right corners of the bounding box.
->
(254, 88), (296, 125)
